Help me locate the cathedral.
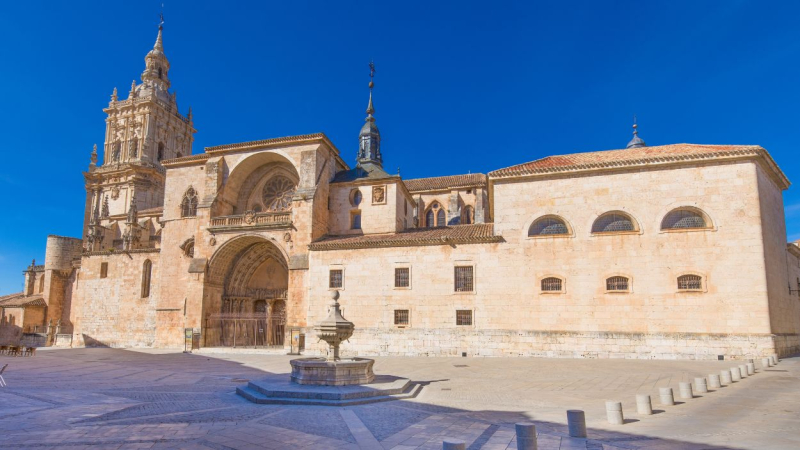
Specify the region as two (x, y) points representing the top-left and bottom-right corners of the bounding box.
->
(2, 24), (799, 360)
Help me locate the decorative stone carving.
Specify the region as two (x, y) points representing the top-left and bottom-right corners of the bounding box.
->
(209, 237), (217, 246)
(262, 176), (296, 212)
(243, 210), (256, 224)
(101, 196), (109, 218)
(110, 186), (120, 200)
(372, 185), (386, 204)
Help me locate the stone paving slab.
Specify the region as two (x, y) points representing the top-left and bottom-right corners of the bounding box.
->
(0, 349), (798, 449)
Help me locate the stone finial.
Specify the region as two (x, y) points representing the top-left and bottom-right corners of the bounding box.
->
(90, 144), (98, 165)
(129, 80), (137, 98)
(187, 107), (193, 123)
(111, 87), (118, 102)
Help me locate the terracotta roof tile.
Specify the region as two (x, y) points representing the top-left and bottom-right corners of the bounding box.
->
(0, 293), (45, 308)
(404, 173), (487, 192)
(309, 223), (502, 251)
(489, 144), (788, 188)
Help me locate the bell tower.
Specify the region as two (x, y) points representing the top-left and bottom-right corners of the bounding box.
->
(82, 19), (196, 251)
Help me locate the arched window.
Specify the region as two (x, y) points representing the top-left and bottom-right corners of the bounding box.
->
(462, 206), (474, 225)
(157, 142), (164, 161)
(541, 277), (563, 292)
(176, 152), (183, 158)
(112, 142), (121, 162)
(158, 67), (163, 79)
(181, 187), (198, 217)
(677, 274), (703, 290)
(592, 212), (636, 233)
(182, 239), (195, 258)
(351, 189), (363, 207)
(662, 208), (710, 230)
(606, 276), (630, 292)
(425, 202), (447, 227)
(529, 216), (570, 236)
(141, 259), (152, 298)
(39, 275), (45, 293)
(262, 176), (296, 212)
(352, 212), (362, 230)
(426, 209), (434, 227)
(129, 139), (138, 158)
(437, 209), (446, 227)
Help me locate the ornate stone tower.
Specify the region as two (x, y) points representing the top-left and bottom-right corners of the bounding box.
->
(83, 21), (196, 251)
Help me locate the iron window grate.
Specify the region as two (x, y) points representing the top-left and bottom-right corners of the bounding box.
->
(606, 276), (629, 291)
(541, 277), (563, 292)
(395, 268), (410, 288)
(394, 309), (409, 325)
(456, 309), (473, 326)
(454, 266), (474, 292)
(677, 274), (702, 290)
(329, 269), (343, 289)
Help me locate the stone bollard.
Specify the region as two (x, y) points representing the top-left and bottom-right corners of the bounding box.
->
(679, 382), (694, 399)
(636, 394), (653, 415)
(746, 363), (755, 375)
(443, 440), (466, 450)
(730, 367), (741, 382)
(772, 355), (779, 365)
(694, 377), (708, 394)
(762, 357), (771, 369)
(659, 387), (675, 406)
(606, 401), (624, 425)
(720, 369), (732, 385)
(739, 365), (748, 378)
(515, 422), (538, 450)
(708, 374), (721, 389)
(566, 410), (586, 438)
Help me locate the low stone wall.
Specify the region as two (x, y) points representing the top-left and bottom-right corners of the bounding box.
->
(301, 327), (780, 360)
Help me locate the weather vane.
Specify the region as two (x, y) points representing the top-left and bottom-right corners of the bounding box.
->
(160, 3), (165, 27)
(369, 61), (376, 79)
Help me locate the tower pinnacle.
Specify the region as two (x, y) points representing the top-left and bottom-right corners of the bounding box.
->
(358, 61), (382, 167)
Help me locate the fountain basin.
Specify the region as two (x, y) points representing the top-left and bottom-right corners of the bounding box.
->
(290, 357), (375, 386)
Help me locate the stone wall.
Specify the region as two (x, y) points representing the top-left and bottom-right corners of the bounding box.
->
(71, 250), (160, 348)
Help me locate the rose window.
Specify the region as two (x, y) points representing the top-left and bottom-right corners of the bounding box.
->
(261, 176), (296, 211)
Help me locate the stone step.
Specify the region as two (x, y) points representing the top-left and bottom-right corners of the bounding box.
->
(236, 382), (423, 406)
(248, 378), (411, 400)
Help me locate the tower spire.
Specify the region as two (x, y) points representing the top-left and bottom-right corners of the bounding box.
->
(357, 61), (382, 167)
(626, 115), (647, 149)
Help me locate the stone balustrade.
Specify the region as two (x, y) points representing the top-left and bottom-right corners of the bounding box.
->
(209, 211), (291, 231)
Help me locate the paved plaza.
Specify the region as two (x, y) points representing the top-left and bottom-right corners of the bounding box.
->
(0, 349), (798, 449)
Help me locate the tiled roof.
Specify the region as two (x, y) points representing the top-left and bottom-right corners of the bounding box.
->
(331, 162), (395, 184)
(205, 132), (331, 153)
(161, 153), (211, 165)
(404, 173), (487, 193)
(309, 223), (502, 251)
(489, 144), (789, 188)
(0, 293), (45, 308)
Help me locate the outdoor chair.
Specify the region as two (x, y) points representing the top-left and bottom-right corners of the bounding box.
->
(0, 346), (8, 355)
(0, 364), (7, 387)
(8, 346), (21, 357)
(23, 347), (36, 357)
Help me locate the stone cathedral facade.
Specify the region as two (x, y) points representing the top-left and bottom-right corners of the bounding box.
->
(2, 25), (800, 360)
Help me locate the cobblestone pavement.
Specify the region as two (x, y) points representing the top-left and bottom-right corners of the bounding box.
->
(0, 349), (798, 449)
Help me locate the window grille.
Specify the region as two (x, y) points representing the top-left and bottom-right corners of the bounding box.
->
(395, 268), (410, 288)
(454, 266), (474, 292)
(677, 274), (702, 290)
(352, 213), (362, 230)
(456, 309), (473, 326)
(394, 309), (409, 326)
(662, 209), (708, 230)
(329, 269), (343, 289)
(100, 262), (108, 279)
(541, 277), (563, 292)
(592, 213), (635, 233)
(141, 260), (152, 298)
(606, 276), (629, 292)
(262, 176), (296, 212)
(181, 187), (198, 217)
(112, 142), (121, 162)
(529, 217), (569, 236)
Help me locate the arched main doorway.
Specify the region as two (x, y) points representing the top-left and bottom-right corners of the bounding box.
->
(204, 236), (288, 348)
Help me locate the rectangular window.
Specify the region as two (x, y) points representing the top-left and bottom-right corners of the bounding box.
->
(454, 266), (474, 292)
(606, 276), (629, 292)
(100, 262), (108, 279)
(394, 309), (409, 326)
(329, 269), (343, 289)
(352, 212), (362, 230)
(456, 309), (473, 326)
(394, 268), (410, 288)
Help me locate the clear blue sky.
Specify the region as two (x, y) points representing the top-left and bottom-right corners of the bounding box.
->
(0, 1), (798, 295)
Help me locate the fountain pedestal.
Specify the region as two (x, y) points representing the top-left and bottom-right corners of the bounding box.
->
(289, 290), (374, 386)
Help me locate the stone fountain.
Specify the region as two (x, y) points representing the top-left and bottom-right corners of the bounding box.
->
(236, 290), (421, 406)
(289, 290), (375, 385)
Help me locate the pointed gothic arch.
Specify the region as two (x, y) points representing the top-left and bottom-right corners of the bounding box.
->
(181, 187), (198, 217)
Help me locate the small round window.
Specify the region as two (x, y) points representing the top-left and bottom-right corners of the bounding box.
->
(351, 189), (363, 207)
